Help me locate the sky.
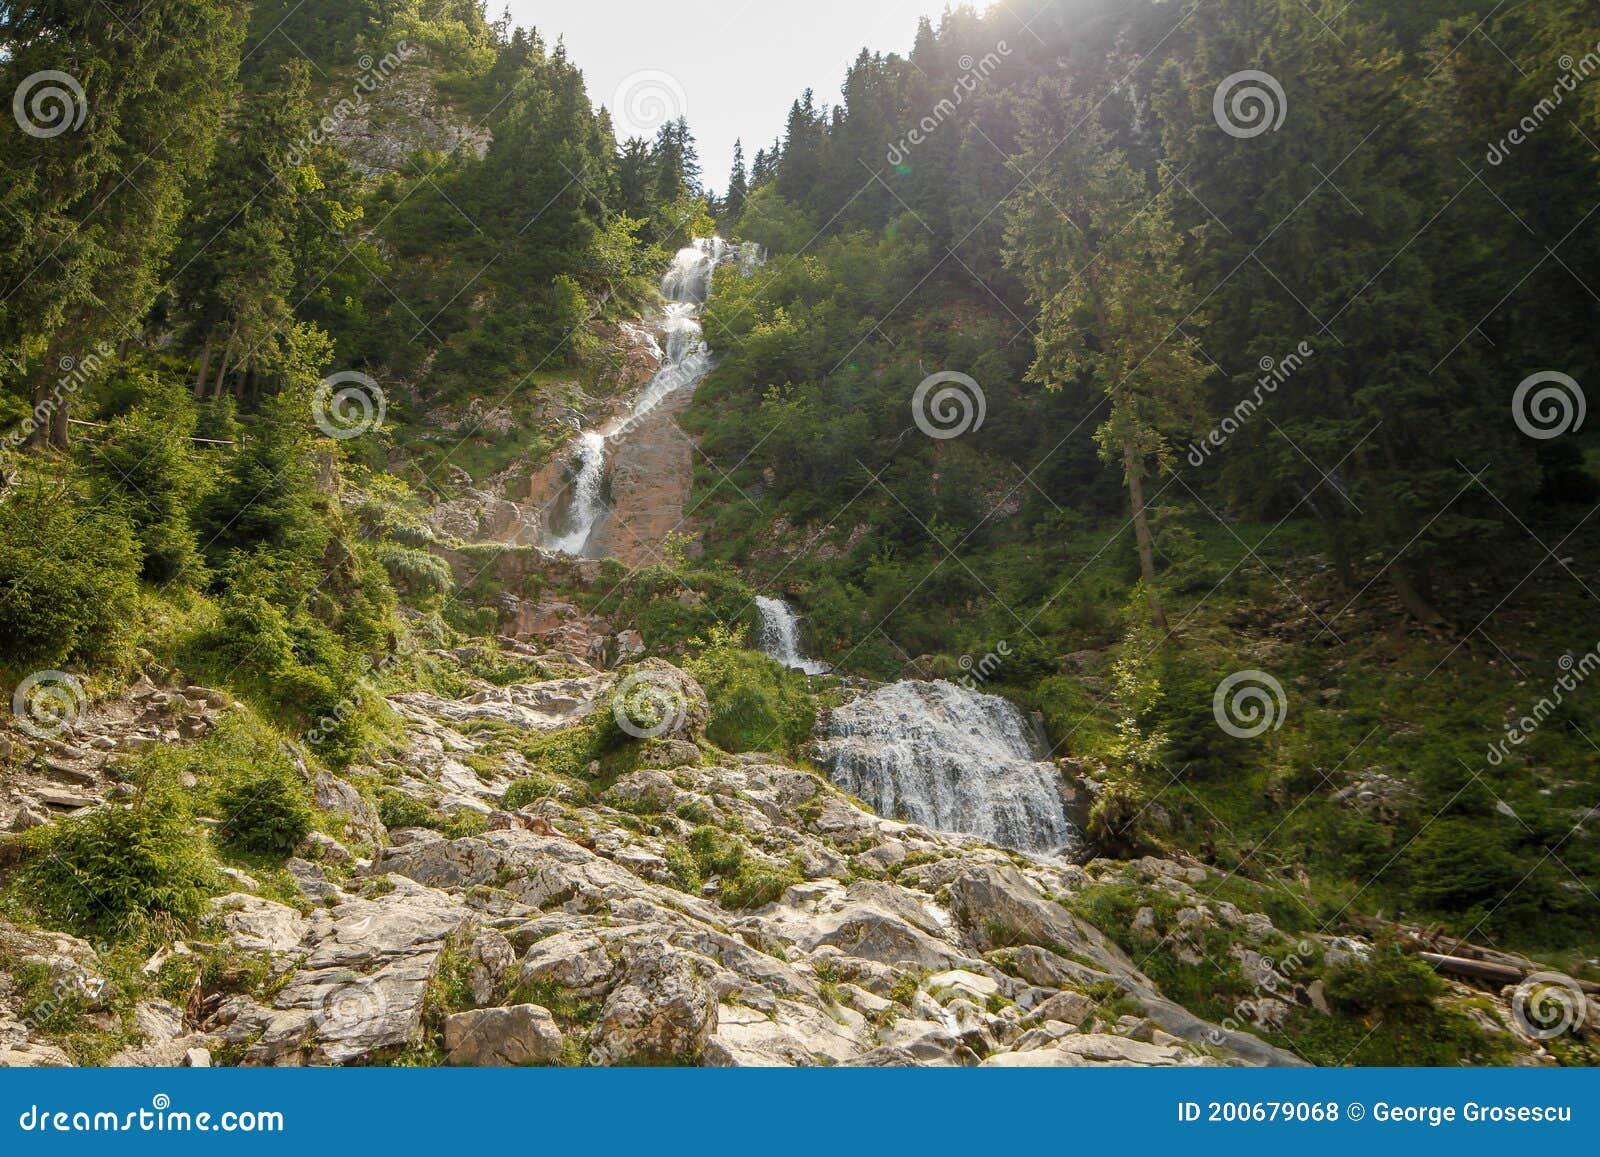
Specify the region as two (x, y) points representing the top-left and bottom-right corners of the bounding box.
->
(506, 0), (957, 189)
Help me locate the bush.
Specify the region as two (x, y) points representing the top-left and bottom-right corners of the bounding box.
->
(501, 777), (560, 811)
(377, 788), (435, 831)
(83, 373), (212, 584)
(0, 482), (141, 672)
(14, 777), (216, 940)
(1324, 947), (1445, 1017)
(208, 718), (314, 857)
(687, 627), (815, 756)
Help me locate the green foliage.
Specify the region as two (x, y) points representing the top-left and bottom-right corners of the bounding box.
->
(0, 482), (141, 673)
(13, 776), (217, 940)
(687, 625), (816, 756)
(83, 369), (214, 583)
(377, 789), (435, 832)
(207, 716), (315, 857)
(1324, 947), (1446, 1018)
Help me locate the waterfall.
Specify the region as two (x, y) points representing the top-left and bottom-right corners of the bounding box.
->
(816, 680), (1078, 855)
(754, 596), (829, 675)
(544, 431), (607, 555)
(545, 238), (747, 557)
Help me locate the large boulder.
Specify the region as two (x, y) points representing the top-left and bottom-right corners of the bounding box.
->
(244, 878), (471, 1065)
(443, 1005), (562, 1066)
(607, 660), (708, 744)
(588, 942), (718, 1066)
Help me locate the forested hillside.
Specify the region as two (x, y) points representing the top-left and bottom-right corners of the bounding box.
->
(698, 0), (1600, 958)
(0, 0), (1597, 1069)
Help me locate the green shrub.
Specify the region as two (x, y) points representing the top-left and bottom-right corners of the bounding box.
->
(1324, 947), (1445, 1017)
(687, 825), (744, 877)
(0, 482), (141, 672)
(501, 777), (559, 811)
(13, 778), (216, 940)
(378, 789), (435, 830)
(687, 627), (815, 755)
(209, 721), (314, 857)
(720, 859), (802, 910)
(83, 373), (212, 584)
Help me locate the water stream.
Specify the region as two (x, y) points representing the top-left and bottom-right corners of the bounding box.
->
(816, 679), (1078, 855)
(544, 238), (752, 557)
(754, 596), (829, 675)
(543, 241), (1071, 855)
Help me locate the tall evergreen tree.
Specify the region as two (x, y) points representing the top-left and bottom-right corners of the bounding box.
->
(0, 0), (245, 447)
(1007, 98), (1211, 629)
(725, 139), (750, 218)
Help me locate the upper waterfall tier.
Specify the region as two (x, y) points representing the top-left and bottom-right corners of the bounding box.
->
(543, 237), (756, 558)
(815, 679), (1078, 855)
(755, 596), (829, 675)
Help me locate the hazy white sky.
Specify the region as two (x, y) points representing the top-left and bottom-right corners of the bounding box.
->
(506, 0), (955, 188)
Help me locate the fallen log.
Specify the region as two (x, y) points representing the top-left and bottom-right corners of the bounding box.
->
(1418, 952), (1600, 994)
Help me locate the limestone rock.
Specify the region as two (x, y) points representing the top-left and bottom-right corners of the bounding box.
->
(443, 1005), (562, 1066)
(589, 942), (718, 1066)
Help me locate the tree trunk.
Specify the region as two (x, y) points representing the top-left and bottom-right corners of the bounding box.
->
(1389, 563), (1445, 627)
(1123, 441), (1167, 629)
(193, 337), (212, 397)
(48, 399), (69, 450)
(26, 383), (50, 451)
(212, 325), (238, 398)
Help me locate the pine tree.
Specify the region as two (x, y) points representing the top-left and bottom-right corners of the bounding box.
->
(0, 0), (245, 448)
(726, 139), (750, 218)
(1006, 97), (1211, 629)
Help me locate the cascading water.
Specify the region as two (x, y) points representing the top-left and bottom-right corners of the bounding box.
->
(754, 596), (829, 675)
(544, 238), (746, 557)
(543, 432), (607, 555)
(816, 680), (1078, 855)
